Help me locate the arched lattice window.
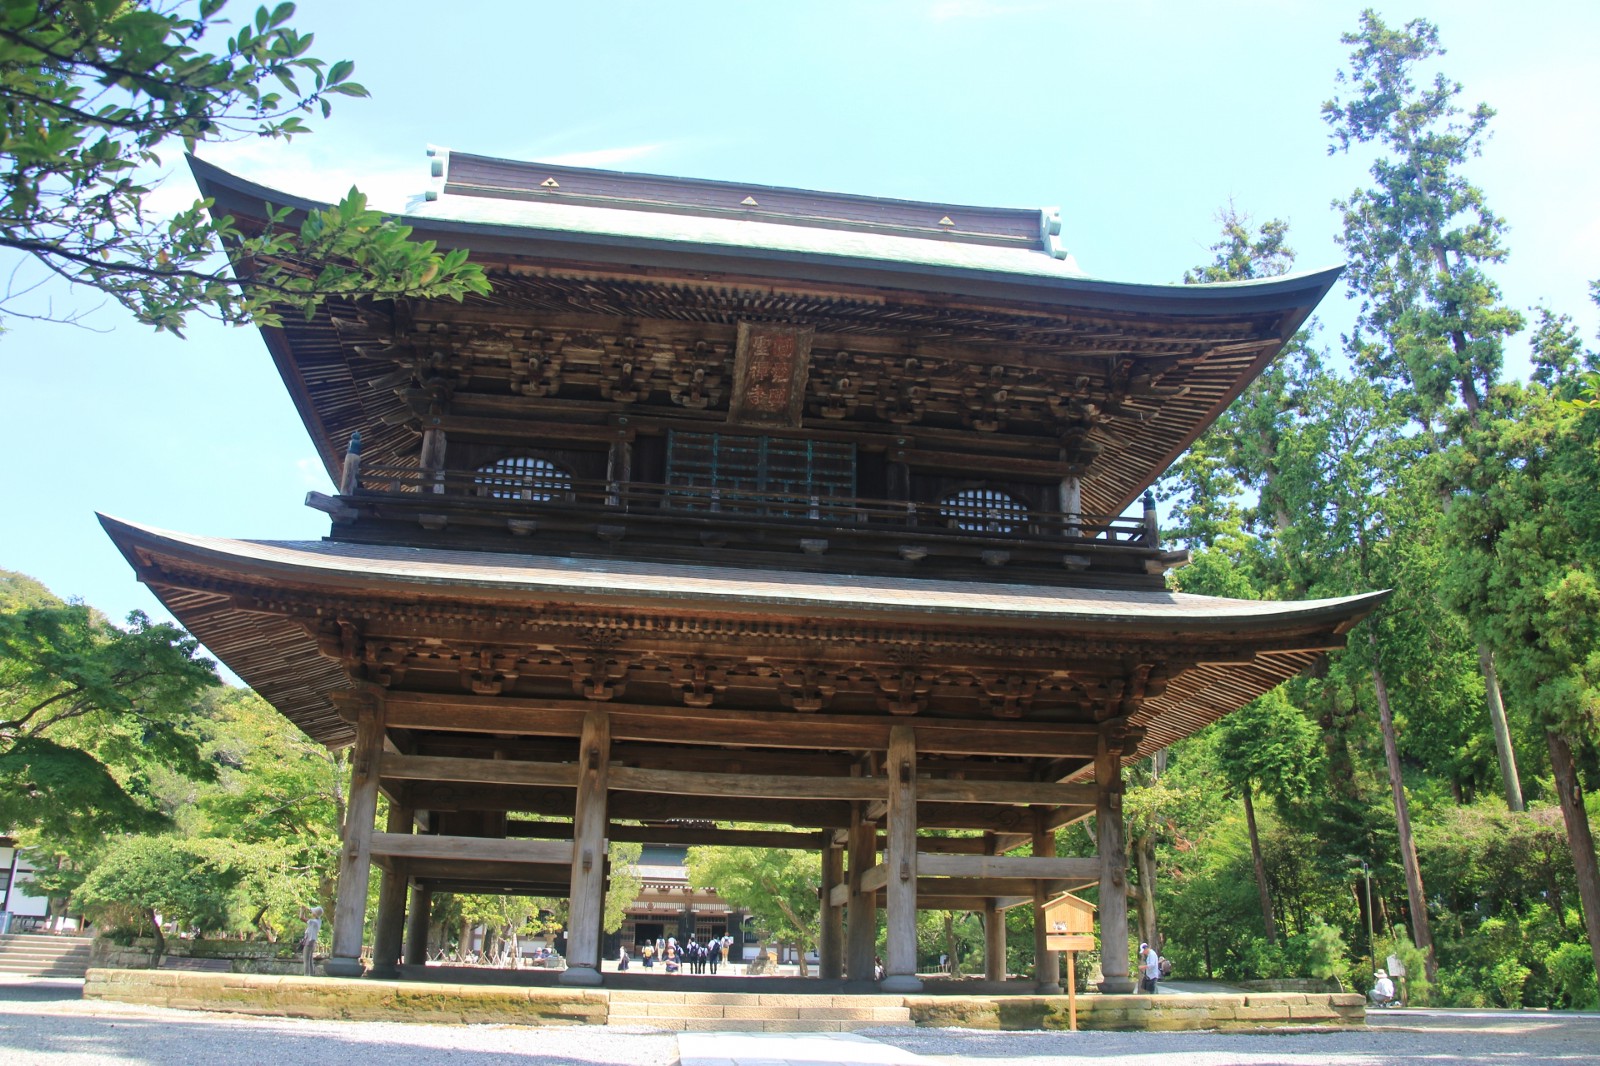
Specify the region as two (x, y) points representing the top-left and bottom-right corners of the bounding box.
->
(941, 487), (1027, 533)
(474, 456), (572, 501)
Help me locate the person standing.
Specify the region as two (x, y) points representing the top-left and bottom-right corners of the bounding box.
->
(1140, 941), (1161, 993)
(300, 906), (323, 977)
(707, 936), (721, 975)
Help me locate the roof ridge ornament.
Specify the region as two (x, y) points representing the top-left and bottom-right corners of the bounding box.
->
(422, 145), (449, 203)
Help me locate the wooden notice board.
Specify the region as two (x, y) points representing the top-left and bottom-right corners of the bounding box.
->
(1043, 892), (1096, 953)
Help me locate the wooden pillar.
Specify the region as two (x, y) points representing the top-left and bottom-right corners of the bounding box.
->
(1095, 722), (1136, 993)
(326, 698), (385, 977)
(1032, 814), (1061, 993)
(881, 725), (922, 992)
(821, 840), (845, 979)
(368, 804), (413, 979)
(403, 883), (431, 966)
(560, 709), (610, 986)
(420, 426), (447, 494)
(606, 435), (632, 508)
(983, 834), (1007, 982)
(1059, 473), (1081, 537)
(845, 803), (877, 981)
(338, 431), (363, 495)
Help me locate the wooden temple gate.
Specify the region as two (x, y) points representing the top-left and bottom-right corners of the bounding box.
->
(104, 152), (1383, 993)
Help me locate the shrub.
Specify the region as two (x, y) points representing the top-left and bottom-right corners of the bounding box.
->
(1544, 942), (1600, 1010)
(1488, 957), (1531, 1007)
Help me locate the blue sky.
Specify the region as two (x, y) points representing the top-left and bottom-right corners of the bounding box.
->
(2, 0), (1596, 659)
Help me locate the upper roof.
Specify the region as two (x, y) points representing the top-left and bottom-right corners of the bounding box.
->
(190, 154), (1342, 516)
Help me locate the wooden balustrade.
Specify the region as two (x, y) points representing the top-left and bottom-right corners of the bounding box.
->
(351, 465), (1154, 546)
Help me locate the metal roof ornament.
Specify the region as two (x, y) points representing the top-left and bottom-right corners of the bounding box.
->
(740, 196), (759, 206)
(542, 177), (560, 188)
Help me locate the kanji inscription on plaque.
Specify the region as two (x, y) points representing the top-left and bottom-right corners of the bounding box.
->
(728, 322), (814, 427)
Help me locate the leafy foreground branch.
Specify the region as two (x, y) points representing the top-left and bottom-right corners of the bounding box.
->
(0, 0), (489, 332)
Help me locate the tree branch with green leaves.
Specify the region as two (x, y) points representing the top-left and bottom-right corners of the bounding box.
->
(0, 1), (489, 333)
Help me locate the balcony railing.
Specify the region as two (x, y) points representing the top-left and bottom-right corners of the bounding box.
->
(352, 464), (1156, 548)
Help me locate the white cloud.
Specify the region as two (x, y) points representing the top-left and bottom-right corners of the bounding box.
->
(533, 144), (666, 169)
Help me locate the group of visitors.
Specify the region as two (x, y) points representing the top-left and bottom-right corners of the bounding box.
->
(629, 934), (734, 974)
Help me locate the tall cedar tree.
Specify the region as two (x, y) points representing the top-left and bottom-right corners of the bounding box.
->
(1324, 9), (1526, 818)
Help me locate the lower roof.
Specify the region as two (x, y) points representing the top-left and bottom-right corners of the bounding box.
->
(102, 515), (1382, 631)
(101, 514), (1386, 754)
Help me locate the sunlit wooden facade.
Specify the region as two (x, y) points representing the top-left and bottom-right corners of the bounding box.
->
(103, 153), (1382, 992)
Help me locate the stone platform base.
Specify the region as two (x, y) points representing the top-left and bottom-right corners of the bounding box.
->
(83, 968), (1364, 1033)
(906, 991), (1365, 1031)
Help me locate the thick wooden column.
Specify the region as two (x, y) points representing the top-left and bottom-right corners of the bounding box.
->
(368, 804), (413, 979)
(1059, 473), (1082, 537)
(403, 884), (431, 966)
(845, 802), (877, 981)
(560, 709), (610, 986)
(820, 839), (845, 979)
(326, 698), (385, 977)
(881, 725), (922, 992)
(1032, 814), (1062, 993)
(983, 834), (1007, 982)
(1095, 721), (1135, 993)
(419, 427), (447, 494)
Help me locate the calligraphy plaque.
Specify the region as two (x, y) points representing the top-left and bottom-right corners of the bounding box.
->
(728, 322), (814, 428)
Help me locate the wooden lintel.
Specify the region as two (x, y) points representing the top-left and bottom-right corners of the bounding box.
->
(379, 690), (1098, 758)
(608, 765), (886, 803)
(389, 859), (574, 883)
(917, 852), (1100, 880)
(918, 779), (1096, 807)
(918, 877), (1089, 899)
(368, 831), (577, 866)
(381, 752), (580, 790)
(838, 879), (1092, 905)
(505, 820), (825, 851)
(399, 781), (854, 828)
(859, 862), (890, 895)
(414, 879), (573, 896)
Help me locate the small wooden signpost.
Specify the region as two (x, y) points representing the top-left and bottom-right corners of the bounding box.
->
(1043, 893), (1097, 1031)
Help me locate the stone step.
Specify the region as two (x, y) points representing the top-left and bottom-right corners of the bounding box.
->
(0, 960), (92, 977)
(606, 993), (911, 1032)
(0, 934), (92, 946)
(608, 1015), (907, 1033)
(0, 952), (91, 966)
(609, 990), (904, 1007)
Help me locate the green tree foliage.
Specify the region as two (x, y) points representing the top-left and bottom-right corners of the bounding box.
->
(0, 1), (489, 331)
(1323, 8), (1523, 422)
(687, 845), (819, 976)
(0, 578), (220, 838)
(76, 834), (298, 956)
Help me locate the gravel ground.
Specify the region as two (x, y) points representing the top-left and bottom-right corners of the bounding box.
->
(863, 1011), (1600, 1065)
(5, 980), (1599, 1065)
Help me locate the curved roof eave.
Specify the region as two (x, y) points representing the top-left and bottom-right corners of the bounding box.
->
(188, 156), (1343, 320)
(100, 513), (1390, 636)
